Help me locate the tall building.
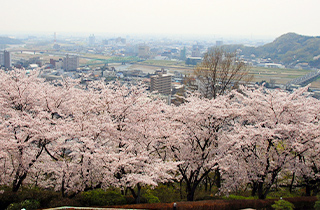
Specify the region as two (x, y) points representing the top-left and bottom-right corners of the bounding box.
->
(53, 32), (61, 50)
(150, 69), (172, 95)
(63, 55), (79, 71)
(138, 45), (150, 58)
(216, 40), (223, 46)
(191, 47), (201, 57)
(4, 50), (11, 69)
(180, 46), (187, 61)
(0, 51), (4, 66)
(55, 59), (63, 69)
(89, 34), (95, 46)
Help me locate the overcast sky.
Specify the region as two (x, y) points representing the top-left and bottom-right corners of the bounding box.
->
(1, 0), (320, 38)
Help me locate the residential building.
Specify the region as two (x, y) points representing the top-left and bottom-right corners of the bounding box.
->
(216, 40), (223, 46)
(0, 51), (4, 66)
(4, 50), (11, 69)
(63, 55), (79, 71)
(150, 69), (172, 95)
(180, 47), (187, 61)
(191, 47), (201, 57)
(138, 45), (150, 58)
(89, 34), (95, 46)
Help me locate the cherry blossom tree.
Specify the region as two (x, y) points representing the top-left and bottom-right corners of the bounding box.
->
(287, 94), (320, 196)
(21, 78), (117, 197)
(86, 82), (179, 203)
(0, 70), (74, 192)
(3, 68), (320, 203)
(222, 86), (320, 199)
(166, 93), (244, 201)
(292, 142), (320, 196)
(0, 71), (178, 199)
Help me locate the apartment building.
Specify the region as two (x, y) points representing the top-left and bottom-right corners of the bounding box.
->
(150, 69), (172, 95)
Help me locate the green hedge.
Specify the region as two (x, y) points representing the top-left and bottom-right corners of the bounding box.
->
(79, 189), (126, 207)
(6, 200), (40, 210)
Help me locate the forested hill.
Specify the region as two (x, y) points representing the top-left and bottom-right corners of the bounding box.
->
(0, 36), (23, 45)
(225, 33), (320, 68)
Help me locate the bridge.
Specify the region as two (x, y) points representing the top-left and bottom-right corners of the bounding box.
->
(8, 49), (141, 66)
(286, 69), (320, 89)
(83, 56), (141, 66)
(9, 49), (59, 54)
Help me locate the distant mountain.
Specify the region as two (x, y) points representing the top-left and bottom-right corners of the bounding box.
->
(0, 36), (23, 45)
(225, 33), (320, 68)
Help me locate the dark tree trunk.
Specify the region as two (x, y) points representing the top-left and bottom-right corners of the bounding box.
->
(129, 184), (142, 204)
(12, 172), (27, 192)
(61, 178), (66, 198)
(186, 188), (195, 201)
(136, 184), (141, 204)
(180, 179), (183, 200)
(186, 183), (197, 201)
(215, 168), (221, 188)
(289, 172), (295, 193)
(251, 182), (258, 197)
(306, 183), (311, 196)
(12, 144), (45, 192)
(204, 176), (208, 191)
(257, 182), (267, 199)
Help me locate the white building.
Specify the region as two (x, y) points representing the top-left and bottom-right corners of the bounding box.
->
(0, 51), (4, 66)
(150, 69), (172, 95)
(0, 50), (11, 68)
(63, 55), (79, 71)
(89, 34), (95, 46)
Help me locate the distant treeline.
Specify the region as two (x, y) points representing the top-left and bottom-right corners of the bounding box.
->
(0, 36), (23, 45)
(224, 32), (320, 68)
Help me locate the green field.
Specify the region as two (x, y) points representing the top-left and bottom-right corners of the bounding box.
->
(138, 60), (320, 88)
(141, 60), (188, 67)
(248, 67), (311, 83)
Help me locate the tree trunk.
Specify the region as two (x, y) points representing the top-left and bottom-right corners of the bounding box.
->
(136, 184), (141, 204)
(186, 184), (197, 201)
(215, 168), (221, 188)
(257, 182), (266, 199)
(289, 172), (295, 193)
(12, 171), (27, 192)
(251, 182), (258, 197)
(186, 190), (195, 201)
(204, 176), (208, 191)
(12, 145), (45, 192)
(61, 178), (66, 198)
(306, 183), (311, 196)
(129, 184), (142, 204)
(180, 179), (183, 200)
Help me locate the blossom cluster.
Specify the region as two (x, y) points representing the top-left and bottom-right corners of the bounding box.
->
(0, 69), (319, 201)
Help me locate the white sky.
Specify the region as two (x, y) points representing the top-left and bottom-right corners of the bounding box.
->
(1, 0), (320, 38)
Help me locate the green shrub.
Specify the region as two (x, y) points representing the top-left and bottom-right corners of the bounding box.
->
(272, 199), (295, 210)
(315, 195), (320, 210)
(267, 188), (302, 199)
(143, 190), (160, 203)
(6, 199), (40, 210)
(79, 189), (126, 207)
(19, 187), (60, 208)
(223, 194), (256, 200)
(0, 191), (19, 209)
(124, 195), (135, 204)
(152, 183), (182, 203)
(48, 197), (81, 208)
(314, 201), (320, 210)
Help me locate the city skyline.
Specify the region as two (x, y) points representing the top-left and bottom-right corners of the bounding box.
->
(1, 0), (320, 38)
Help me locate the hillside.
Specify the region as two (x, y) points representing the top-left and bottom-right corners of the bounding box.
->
(0, 36), (23, 45)
(225, 33), (320, 68)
